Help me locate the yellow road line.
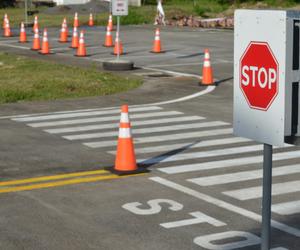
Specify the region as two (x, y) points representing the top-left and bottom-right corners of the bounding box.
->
(0, 169), (109, 187)
(0, 173), (144, 194)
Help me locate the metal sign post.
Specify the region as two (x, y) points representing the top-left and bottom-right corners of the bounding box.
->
(117, 15), (120, 61)
(261, 144), (272, 250)
(103, 0), (134, 71)
(24, 0), (28, 25)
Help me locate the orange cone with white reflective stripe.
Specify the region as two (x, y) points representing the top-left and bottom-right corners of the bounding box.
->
(151, 28), (163, 53)
(73, 12), (79, 28)
(113, 31), (123, 55)
(40, 29), (50, 55)
(3, 19), (12, 37)
(63, 18), (69, 37)
(88, 13), (94, 26)
(103, 26), (113, 47)
(70, 26), (79, 48)
(114, 105), (137, 173)
(59, 20), (68, 43)
(31, 28), (41, 50)
(2, 14), (8, 29)
(76, 30), (87, 57)
(32, 16), (39, 32)
(201, 49), (214, 85)
(107, 14), (113, 31)
(19, 22), (27, 43)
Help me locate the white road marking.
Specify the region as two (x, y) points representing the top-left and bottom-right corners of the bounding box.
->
(110, 137), (251, 155)
(63, 121), (229, 140)
(84, 128), (233, 148)
(27, 111), (182, 127)
(149, 177), (300, 237)
(138, 144), (263, 165)
(272, 200), (300, 215)
(159, 150), (300, 174)
(44, 115), (205, 134)
(188, 164), (300, 186)
(12, 106), (161, 122)
(223, 180), (300, 200)
(0, 43), (29, 50)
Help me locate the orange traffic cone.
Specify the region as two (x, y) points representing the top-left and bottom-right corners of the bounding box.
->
(107, 14), (113, 31)
(32, 15), (39, 32)
(200, 49), (214, 86)
(70, 26), (79, 48)
(59, 21), (68, 43)
(76, 30), (87, 57)
(19, 22), (27, 43)
(103, 26), (113, 47)
(40, 29), (51, 55)
(114, 105), (137, 173)
(2, 13), (7, 29)
(73, 12), (79, 28)
(113, 31), (123, 55)
(31, 28), (41, 50)
(63, 17), (69, 37)
(3, 19), (12, 37)
(151, 28), (163, 53)
(88, 13), (94, 27)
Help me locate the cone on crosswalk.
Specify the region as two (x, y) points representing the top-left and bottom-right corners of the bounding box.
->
(2, 14), (8, 29)
(151, 28), (164, 53)
(114, 105), (138, 173)
(73, 12), (79, 28)
(31, 28), (41, 50)
(113, 31), (123, 55)
(3, 19), (12, 37)
(200, 49), (214, 86)
(107, 14), (113, 31)
(39, 28), (51, 55)
(59, 20), (68, 43)
(32, 15), (39, 32)
(19, 22), (27, 43)
(103, 26), (113, 47)
(70, 26), (79, 48)
(75, 30), (87, 57)
(88, 13), (94, 26)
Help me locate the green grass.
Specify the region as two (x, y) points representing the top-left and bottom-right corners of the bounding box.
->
(0, 52), (142, 103)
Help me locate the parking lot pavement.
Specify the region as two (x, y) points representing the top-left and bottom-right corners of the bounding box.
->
(0, 25), (299, 249)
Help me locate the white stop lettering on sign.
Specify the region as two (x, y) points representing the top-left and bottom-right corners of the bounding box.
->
(239, 42), (279, 110)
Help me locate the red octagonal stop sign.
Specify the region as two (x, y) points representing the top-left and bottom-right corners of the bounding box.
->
(240, 41), (279, 110)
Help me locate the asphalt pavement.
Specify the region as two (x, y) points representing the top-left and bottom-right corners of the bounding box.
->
(0, 24), (298, 250)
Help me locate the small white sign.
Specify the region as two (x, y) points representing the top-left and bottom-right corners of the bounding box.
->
(112, 0), (128, 16)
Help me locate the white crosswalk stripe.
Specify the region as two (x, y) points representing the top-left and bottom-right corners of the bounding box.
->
(223, 180), (300, 200)
(63, 121), (229, 140)
(12, 106), (162, 122)
(44, 116), (205, 134)
(138, 144), (264, 165)
(187, 164), (300, 186)
(272, 200), (300, 215)
(158, 150), (300, 174)
(28, 111), (183, 127)
(84, 128), (233, 148)
(109, 137), (252, 155)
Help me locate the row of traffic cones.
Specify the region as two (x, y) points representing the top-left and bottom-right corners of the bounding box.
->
(3, 12), (214, 85)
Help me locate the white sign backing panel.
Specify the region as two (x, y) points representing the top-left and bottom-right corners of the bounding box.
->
(112, 0), (128, 16)
(233, 10), (286, 146)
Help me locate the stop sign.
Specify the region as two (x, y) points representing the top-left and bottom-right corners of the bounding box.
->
(240, 42), (279, 110)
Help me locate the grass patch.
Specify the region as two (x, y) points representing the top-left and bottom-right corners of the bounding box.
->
(0, 53), (142, 103)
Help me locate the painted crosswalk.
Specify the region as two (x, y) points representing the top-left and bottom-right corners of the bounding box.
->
(11, 105), (300, 222)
